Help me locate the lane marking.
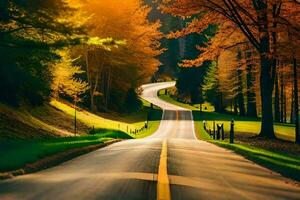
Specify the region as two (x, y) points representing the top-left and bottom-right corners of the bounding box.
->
(157, 139), (171, 200)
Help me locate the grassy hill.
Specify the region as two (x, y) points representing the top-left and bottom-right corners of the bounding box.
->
(0, 99), (161, 140)
(50, 99), (162, 139)
(0, 103), (89, 139)
(0, 99), (162, 173)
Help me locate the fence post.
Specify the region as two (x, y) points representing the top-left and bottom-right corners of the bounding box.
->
(221, 124), (225, 140)
(213, 121), (216, 139)
(216, 124), (221, 140)
(230, 119), (234, 143)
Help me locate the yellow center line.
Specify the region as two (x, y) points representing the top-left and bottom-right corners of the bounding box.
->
(157, 110), (179, 200)
(157, 139), (171, 200)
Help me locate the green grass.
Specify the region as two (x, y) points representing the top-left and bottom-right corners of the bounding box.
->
(0, 98), (162, 172)
(200, 120), (295, 142)
(158, 91), (295, 142)
(51, 99), (162, 139)
(158, 91), (214, 111)
(211, 140), (300, 182)
(158, 90), (300, 181)
(0, 131), (130, 172)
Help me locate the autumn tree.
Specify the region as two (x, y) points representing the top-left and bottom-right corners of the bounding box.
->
(202, 61), (226, 112)
(51, 50), (89, 134)
(161, 0), (300, 138)
(51, 50), (89, 100)
(76, 0), (162, 112)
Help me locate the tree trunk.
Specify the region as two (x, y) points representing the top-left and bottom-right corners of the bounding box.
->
(293, 58), (299, 144)
(280, 75), (284, 123)
(271, 3), (281, 122)
(274, 72), (280, 122)
(284, 86), (287, 123)
(105, 65), (112, 110)
(85, 51), (97, 112)
(257, 1), (275, 138)
(237, 92), (245, 116)
(245, 56), (257, 117)
(259, 57), (275, 138)
(237, 68), (246, 116)
(219, 92), (224, 113)
(234, 97), (238, 115)
(291, 86), (295, 124)
(74, 101), (77, 135)
(199, 86), (203, 112)
(90, 72), (99, 113)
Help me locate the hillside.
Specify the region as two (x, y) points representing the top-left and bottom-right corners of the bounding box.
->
(0, 99), (161, 140)
(0, 103), (89, 139)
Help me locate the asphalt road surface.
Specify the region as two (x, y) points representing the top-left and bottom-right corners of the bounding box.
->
(0, 82), (300, 200)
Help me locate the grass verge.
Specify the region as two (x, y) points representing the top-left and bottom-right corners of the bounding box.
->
(0, 98), (162, 175)
(51, 99), (162, 139)
(158, 90), (295, 142)
(0, 132), (129, 173)
(211, 140), (300, 182)
(158, 89), (300, 182)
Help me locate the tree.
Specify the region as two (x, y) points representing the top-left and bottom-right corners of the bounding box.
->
(76, 0), (162, 112)
(293, 57), (299, 144)
(244, 45), (258, 117)
(51, 50), (89, 99)
(175, 25), (217, 104)
(161, 0), (300, 138)
(202, 61), (225, 112)
(51, 50), (89, 134)
(236, 49), (246, 116)
(0, 0), (85, 106)
(217, 44), (251, 116)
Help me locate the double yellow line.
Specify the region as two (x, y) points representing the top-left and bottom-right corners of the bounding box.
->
(157, 110), (179, 200)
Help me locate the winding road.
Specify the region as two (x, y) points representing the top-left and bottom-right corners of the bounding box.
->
(0, 82), (300, 200)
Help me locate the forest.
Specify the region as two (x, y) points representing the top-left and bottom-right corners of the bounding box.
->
(0, 0), (161, 112)
(156, 0), (300, 143)
(0, 0), (299, 141)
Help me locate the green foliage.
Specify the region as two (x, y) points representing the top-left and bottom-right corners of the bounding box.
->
(202, 61), (226, 112)
(158, 91), (295, 141)
(0, 132), (127, 172)
(51, 50), (89, 102)
(87, 37), (126, 49)
(176, 65), (208, 104)
(0, 0), (84, 106)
